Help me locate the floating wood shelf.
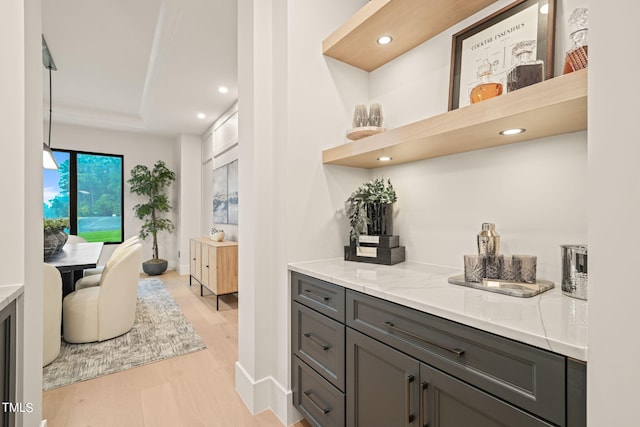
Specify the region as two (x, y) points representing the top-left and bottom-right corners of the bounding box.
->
(322, 69), (588, 169)
(322, 0), (498, 71)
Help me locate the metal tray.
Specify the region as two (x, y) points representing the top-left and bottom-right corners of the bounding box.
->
(448, 275), (554, 298)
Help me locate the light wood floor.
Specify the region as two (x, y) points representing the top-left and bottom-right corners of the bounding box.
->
(43, 271), (310, 427)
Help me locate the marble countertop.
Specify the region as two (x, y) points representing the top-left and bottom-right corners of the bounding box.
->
(288, 259), (588, 361)
(0, 284), (24, 312)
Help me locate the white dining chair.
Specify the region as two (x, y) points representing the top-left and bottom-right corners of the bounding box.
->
(75, 236), (140, 290)
(43, 263), (62, 366)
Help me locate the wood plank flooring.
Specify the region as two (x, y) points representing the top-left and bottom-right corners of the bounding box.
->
(43, 271), (310, 427)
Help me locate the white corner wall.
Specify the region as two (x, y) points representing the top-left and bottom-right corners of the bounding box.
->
(175, 134), (202, 274)
(49, 123), (179, 268)
(1, 0), (43, 424)
(588, 0), (640, 425)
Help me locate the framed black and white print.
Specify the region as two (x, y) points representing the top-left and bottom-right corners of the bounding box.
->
(448, 0), (555, 110)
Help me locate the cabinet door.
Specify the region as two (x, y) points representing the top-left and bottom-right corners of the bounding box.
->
(207, 245), (218, 293)
(190, 240), (202, 281)
(347, 328), (419, 427)
(421, 362), (554, 427)
(216, 245), (238, 295)
(200, 244), (210, 287)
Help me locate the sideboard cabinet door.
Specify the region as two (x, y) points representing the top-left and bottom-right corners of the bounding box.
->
(347, 328), (419, 427)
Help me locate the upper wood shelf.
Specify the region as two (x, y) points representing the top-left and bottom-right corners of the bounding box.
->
(322, 0), (498, 71)
(322, 69), (588, 169)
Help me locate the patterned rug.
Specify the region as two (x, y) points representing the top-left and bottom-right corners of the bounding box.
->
(43, 278), (207, 391)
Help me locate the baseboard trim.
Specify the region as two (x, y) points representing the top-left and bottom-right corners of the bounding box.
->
(235, 362), (302, 426)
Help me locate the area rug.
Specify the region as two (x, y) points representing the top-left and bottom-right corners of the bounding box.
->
(43, 278), (207, 391)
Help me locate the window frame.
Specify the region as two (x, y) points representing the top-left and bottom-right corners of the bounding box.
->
(49, 148), (125, 245)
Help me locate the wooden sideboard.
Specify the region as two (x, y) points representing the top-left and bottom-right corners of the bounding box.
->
(189, 237), (238, 310)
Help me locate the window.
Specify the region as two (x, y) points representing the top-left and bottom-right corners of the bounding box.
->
(43, 150), (124, 243)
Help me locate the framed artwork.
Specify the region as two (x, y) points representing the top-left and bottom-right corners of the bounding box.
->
(212, 160), (239, 225)
(448, 0), (555, 110)
(227, 160), (238, 225)
(212, 164), (228, 224)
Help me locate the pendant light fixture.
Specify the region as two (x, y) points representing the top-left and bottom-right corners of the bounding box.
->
(42, 35), (59, 170)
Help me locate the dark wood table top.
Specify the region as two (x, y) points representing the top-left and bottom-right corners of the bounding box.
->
(45, 242), (104, 272)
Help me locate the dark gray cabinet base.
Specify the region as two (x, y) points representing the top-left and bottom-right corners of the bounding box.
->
(290, 272), (586, 427)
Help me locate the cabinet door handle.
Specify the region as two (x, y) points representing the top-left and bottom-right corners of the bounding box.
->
(384, 321), (465, 357)
(304, 289), (330, 302)
(419, 381), (428, 427)
(303, 332), (331, 351)
(192, 258), (196, 261)
(406, 374), (415, 424)
(303, 391), (331, 414)
(205, 264), (209, 268)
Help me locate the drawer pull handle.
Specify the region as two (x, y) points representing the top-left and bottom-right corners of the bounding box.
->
(419, 381), (428, 427)
(304, 289), (330, 302)
(303, 333), (331, 351)
(406, 374), (415, 423)
(384, 321), (465, 357)
(303, 391), (331, 414)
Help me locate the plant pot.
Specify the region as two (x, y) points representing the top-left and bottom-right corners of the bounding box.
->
(210, 231), (225, 242)
(44, 230), (68, 259)
(142, 259), (168, 276)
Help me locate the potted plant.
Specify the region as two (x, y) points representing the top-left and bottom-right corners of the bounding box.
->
(128, 160), (176, 275)
(43, 218), (69, 258)
(345, 177), (397, 245)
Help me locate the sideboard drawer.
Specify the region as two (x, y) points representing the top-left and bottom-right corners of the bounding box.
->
(292, 272), (345, 322)
(293, 302), (345, 391)
(293, 356), (345, 427)
(346, 290), (566, 426)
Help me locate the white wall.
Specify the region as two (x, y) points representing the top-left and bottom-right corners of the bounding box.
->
(1, 0), (43, 424)
(588, 0), (640, 425)
(49, 122), (179, 268)
(175, 134), (202, 274)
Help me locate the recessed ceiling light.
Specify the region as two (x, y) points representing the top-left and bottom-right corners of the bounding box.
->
(197, 113), (206, 119)
(218, 86), (229, 94)
(377, 35), (393, 45)
(539, 4), (549, 14)
(499, 128), (526, 136)
(377, 156), (392, 162)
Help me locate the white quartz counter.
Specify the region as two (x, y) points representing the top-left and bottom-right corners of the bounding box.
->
(289, 259), (588, 361)
(0, 284), (23, 312)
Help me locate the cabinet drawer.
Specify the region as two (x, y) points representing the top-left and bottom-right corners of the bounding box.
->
(293, 302), (345, 391)
(346, 290), (566, 426)
(293, 356), (345, 427)
(292, 272), (345, 322)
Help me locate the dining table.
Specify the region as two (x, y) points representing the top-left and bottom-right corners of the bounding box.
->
(45, 242), (104, 297)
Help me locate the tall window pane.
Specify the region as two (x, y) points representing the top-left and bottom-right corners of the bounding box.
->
(43, 151), (71, 224)
(77, 154), (123, 243)
(43, 150), (124, 244)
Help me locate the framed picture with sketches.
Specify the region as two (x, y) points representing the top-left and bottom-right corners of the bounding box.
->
(448, 0), (555, 110)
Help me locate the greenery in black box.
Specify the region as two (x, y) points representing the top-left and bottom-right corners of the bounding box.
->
(346, 177), (397, 245)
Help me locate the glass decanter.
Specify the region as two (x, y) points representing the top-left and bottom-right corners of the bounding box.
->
(563, 8), (589, 74)
(470, 59), (503, 104)
(506, 40), (544, 92)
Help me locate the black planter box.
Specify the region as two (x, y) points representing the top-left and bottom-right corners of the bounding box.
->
(358, 235), (400, 249)
(344, 244), (405, 265)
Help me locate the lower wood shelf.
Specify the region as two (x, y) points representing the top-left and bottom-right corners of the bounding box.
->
(322, 69), (588, 169)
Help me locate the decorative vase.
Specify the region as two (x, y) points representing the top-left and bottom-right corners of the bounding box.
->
(365, 203), (393, 236)
(142, 259), (168, 276)
(210, 231), (225, 242)
(44, 230), (68, 259)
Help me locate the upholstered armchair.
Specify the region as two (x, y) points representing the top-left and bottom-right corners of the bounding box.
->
(63, 244), (142, 343)
(75, 235), (140, 290)
(43, 263), (62, 366)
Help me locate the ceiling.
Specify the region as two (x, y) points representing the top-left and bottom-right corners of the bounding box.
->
(41, 0), (238, 138)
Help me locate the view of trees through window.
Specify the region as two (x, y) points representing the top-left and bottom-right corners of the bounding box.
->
(43, 150), (123, 243)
